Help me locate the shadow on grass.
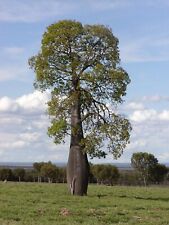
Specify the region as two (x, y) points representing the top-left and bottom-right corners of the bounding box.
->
(119, 194), (169, 202)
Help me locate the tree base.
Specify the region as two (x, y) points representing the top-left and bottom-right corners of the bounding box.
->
(67, 145), (89, 196)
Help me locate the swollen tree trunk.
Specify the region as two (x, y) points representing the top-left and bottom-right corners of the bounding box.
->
(67, 95), (89, 196)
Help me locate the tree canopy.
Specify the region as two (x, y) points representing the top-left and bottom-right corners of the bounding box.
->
(131, 152), (158, 186)
(91, 164), (119, 185)
(29, 20), (131, 160)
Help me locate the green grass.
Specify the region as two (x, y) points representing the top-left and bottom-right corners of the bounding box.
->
(0, 183), (169, 225)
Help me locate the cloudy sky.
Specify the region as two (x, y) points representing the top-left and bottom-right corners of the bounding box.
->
(0, 0), (169, 163)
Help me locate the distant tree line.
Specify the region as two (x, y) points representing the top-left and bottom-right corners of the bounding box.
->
(0, 153), (168, 186)
(0, 161), (66, 183)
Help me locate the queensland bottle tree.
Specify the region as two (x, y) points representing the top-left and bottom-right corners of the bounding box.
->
(29, 20), (131, 196)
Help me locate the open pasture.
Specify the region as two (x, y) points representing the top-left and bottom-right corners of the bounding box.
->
(0, 183), (169, 225)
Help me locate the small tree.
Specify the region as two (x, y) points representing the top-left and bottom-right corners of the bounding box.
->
(131, 152), (158, 186)
(118, 170), (141, 186)
(0, 168), (12, 181)
(41, 162), (58, 183)
(29, 20), (131, 195)
(58, 167), (67, 183)
(33, 162), (45, 182)
(92, 164), (119, 185)
(106, 165), (119, 185)
(13, 168), (25, 182)
(150, 164), (168, 184)
(91, 164), (105, 184)
(24, 170), (37, 182)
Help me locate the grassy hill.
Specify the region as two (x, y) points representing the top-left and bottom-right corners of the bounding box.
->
(0, 182), (169, 225)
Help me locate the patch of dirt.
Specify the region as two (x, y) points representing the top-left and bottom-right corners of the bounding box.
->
(60, 208), (71, 216)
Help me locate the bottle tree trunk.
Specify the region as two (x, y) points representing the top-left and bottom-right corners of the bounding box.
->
(67, 95), (89, 196)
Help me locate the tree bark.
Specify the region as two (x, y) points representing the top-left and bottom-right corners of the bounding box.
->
(67, 95), (89, 196)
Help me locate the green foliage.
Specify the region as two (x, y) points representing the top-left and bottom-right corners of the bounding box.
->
(40, 162), (58, 182)
(29, 19), (131, 159)
(48, 118), (68, 144)
(33, 162), (46, 172)
(150, 164), (168, 184)
(33, 162), (60, 182)
(118, 170), (142, 186)
(13, 168), (25, 181)
(24, 170), (37, 182)
(131, 152), (158, 186)
(91, 164), (119, 185)
(58, 167), (67, 183)
(0, 168), (12, 181)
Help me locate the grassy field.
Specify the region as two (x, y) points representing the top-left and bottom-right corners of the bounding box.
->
(0, 183), (169, 225)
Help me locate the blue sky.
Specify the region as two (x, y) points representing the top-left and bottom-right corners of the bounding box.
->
(0, 0), (169, 163)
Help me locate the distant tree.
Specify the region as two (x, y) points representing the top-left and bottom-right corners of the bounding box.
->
(92, 164), (119, 185)
(102, 165), (119, 185)
(33, 162), (45, 182)
(58, 167), (67, 183)
(131, 152), (158, 186)
(13, 168), (25, 182)
(91, 164), (104, 184)
(33, 162), (45, 172)
(88, 163), (96, 183)
(150, 164), (168, 184)
(29, 20), (131, 195)
(24, 170), (37, 182)
(41, 162), (58, 183)
(118, 170), (141, 186)
(0, 168), (12, 181)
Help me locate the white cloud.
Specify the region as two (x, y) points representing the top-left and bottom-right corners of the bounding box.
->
(19, 132), (41, 143)
(119, 118), (169, 163)
(0, 0), (144, 23)
(142, 95), (169, 102)
(12, 141), (28, 149)
(0, 97), (17, 112)
(130, 108), (169, 122)
(159, 110), (169, 121)
(1, 91), (169, 163)
(0, 91), (54, 162)
(0, 0), (76, 22)
(0, 0), (133, 23)
(129, 109), (157, 122)
(158, 152), (169, 162)
(126, 140), (147, 150)
(117, 96), (169, 163)
(0, 141), (27, 149)
(125, 102), (144, 110)
(0, 131), (30, 150)
(0, 90), (49, 114)
(0, 116), (23, 126)
(16, 91), (49, 113)
(32, 116), (49, 130)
